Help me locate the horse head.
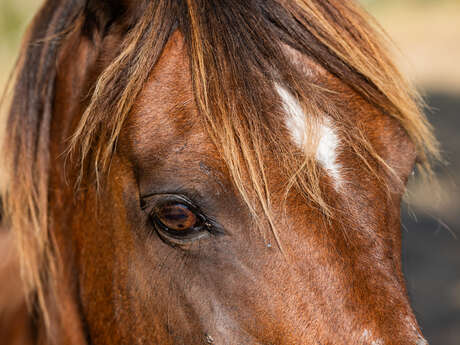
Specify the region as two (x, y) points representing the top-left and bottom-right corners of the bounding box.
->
(1, 0), (438, 344)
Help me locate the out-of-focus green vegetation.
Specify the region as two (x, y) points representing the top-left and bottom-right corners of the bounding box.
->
(0, 0), (40, 89)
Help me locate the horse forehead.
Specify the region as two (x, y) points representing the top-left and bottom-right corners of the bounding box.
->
(133, 30), (192, 122)
(125, 32), (212, 159)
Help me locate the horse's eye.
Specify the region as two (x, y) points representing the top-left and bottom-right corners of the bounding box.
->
(156, 203), (199, 232)
(148, 197), (211, 242)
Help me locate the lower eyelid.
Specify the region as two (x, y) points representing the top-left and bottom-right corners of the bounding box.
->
(154, 223), (211, 246)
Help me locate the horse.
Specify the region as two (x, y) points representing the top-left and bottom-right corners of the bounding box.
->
(0, 0), (440, 344)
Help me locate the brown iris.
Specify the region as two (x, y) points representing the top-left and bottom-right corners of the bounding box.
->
(156, 203), (198, 231)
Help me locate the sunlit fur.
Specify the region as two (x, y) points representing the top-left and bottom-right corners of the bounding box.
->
(0, 0), (439, 337)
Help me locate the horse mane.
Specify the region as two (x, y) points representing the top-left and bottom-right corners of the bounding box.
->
(0, 0), (439, 335)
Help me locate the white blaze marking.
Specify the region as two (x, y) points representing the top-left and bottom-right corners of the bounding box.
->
(317, 122), (342, 185)
(276, 84), (307, 148)
(276, 84), (342, 187)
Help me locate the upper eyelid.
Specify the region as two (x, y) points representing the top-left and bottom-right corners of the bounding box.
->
(141, 193), (196, 211)
(140, 189), (204, 208)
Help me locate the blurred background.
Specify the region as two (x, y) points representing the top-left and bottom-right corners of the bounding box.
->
(1, 0), (459, 344)
(362, 1), (460, 344)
